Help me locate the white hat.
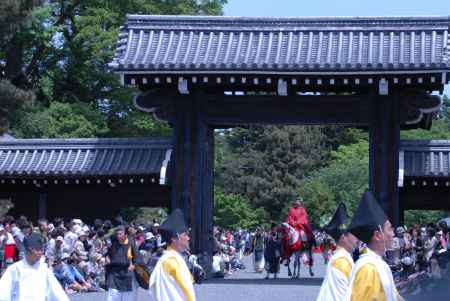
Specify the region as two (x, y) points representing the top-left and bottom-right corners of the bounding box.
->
(56, 236), (64, 242)
(72, 219), (83, 225)
(145, 232), (154, 240)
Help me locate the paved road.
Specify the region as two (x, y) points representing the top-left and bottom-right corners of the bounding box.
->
(71, 254), (326, 301)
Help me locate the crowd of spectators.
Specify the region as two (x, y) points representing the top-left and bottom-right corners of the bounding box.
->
(384, 221), (450, 293)
(1, 214), (449, 295)
(211, 227), (248, 278)
(0, 215), (166, 294)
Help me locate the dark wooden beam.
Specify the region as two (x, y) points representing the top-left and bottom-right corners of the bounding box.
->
(205, 94), (371, 126)
(369, 94), (401, 226)
(170, 96), (214, 255)
(2, 183), (170, 221)
(400, 187), (450, 211)
(136, 91), (439, 128)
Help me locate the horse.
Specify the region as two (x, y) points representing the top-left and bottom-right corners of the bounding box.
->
(279, 222), (314, 278)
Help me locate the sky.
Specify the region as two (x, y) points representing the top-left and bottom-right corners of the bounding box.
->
(224, 0), (450, 94)
(224, 0), (450, 18)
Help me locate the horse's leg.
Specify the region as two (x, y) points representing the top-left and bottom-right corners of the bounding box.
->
(287, 258), (292, 277)
(291, 251), (298, 278)
(308, 248), (314, 277)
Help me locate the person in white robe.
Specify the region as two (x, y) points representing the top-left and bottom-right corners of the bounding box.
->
(316, 203), (358, 301)
(0, 233), (69, 301)
(149, 209), (196, 301)
(344, 191), (404, 301)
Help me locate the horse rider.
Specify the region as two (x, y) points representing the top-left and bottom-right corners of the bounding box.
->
(286, 198), (314, 242)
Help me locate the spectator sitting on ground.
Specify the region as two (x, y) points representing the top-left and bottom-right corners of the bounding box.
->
(46, 234), (68, 267)
(82, 253), (105, 291)
(74, 231), (89, 261)
(212, 250), (225, 278)
(61, 255), (92, 294)
(64, 220), (80, 255)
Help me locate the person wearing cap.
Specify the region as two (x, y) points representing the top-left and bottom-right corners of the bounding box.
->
(64, 221), (79, 255)
(0, 233), (69, 301)
(73, 230), (89, 262)
(45, 234), (67, 268)
(316, 203), (358, 301)
(149, 208), (196, 301)
(344, 191), (404, 301)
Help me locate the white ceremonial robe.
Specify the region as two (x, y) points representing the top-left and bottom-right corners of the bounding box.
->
(149, 248), (195, 301)
(344, 248), (402, 301)
(316, 247), (354, 301)
(0, 259), (69, 301)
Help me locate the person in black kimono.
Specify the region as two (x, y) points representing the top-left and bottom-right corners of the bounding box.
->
(105, 225), (140, 301)
(264, 224), (282, 279)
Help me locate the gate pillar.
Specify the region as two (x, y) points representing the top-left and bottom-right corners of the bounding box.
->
(369, 94), (401, 226)
(170, 96), (215, 256)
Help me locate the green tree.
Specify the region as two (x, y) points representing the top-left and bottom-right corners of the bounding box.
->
(404, 210), (447, 227)
(216, 125), (333, 221)
(2, 0), (227, 138)
(11, 101), (109, 138)
(0, 80), (35, 135)
(124, 207), (168, 224)
(400, 119), (450, 140)
(214, 190), (267, 230)
(298, 139), (369, 223)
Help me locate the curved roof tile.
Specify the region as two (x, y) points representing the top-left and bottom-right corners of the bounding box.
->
(0, 138), (171, 178)
(110, 15), (450, 73)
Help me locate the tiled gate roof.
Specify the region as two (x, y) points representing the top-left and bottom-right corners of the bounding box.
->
(0, 138), (171, 179)
(110, 15), (450, 74)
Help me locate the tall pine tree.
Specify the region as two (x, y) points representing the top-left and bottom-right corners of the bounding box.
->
(216, 125), (332, 221)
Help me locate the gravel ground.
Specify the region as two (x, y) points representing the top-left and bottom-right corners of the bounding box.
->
(70, 254), (326, 301)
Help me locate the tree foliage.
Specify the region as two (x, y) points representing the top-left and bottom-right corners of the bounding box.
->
(404, 210), (448, 227)
(1, 0), (227, 137)
(299, 138), (369, 225)
(214, 190), (267, 230)
(124, 207), (168, 224)
(216, 125), (335, 221)
(0, 80), (35, 135)
(10, 101), (109, 138)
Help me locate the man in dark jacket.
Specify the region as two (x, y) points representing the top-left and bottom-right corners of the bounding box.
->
(105, 226), (140, 301)
(264, 224), (282, 279)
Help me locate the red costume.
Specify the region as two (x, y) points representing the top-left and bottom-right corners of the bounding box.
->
(286, 206), (313, 241)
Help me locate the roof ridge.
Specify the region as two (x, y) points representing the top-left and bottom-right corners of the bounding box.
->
(126, 14), (450, 20)
(0, 137), (172, 148)
(125, 15), (450, 27)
